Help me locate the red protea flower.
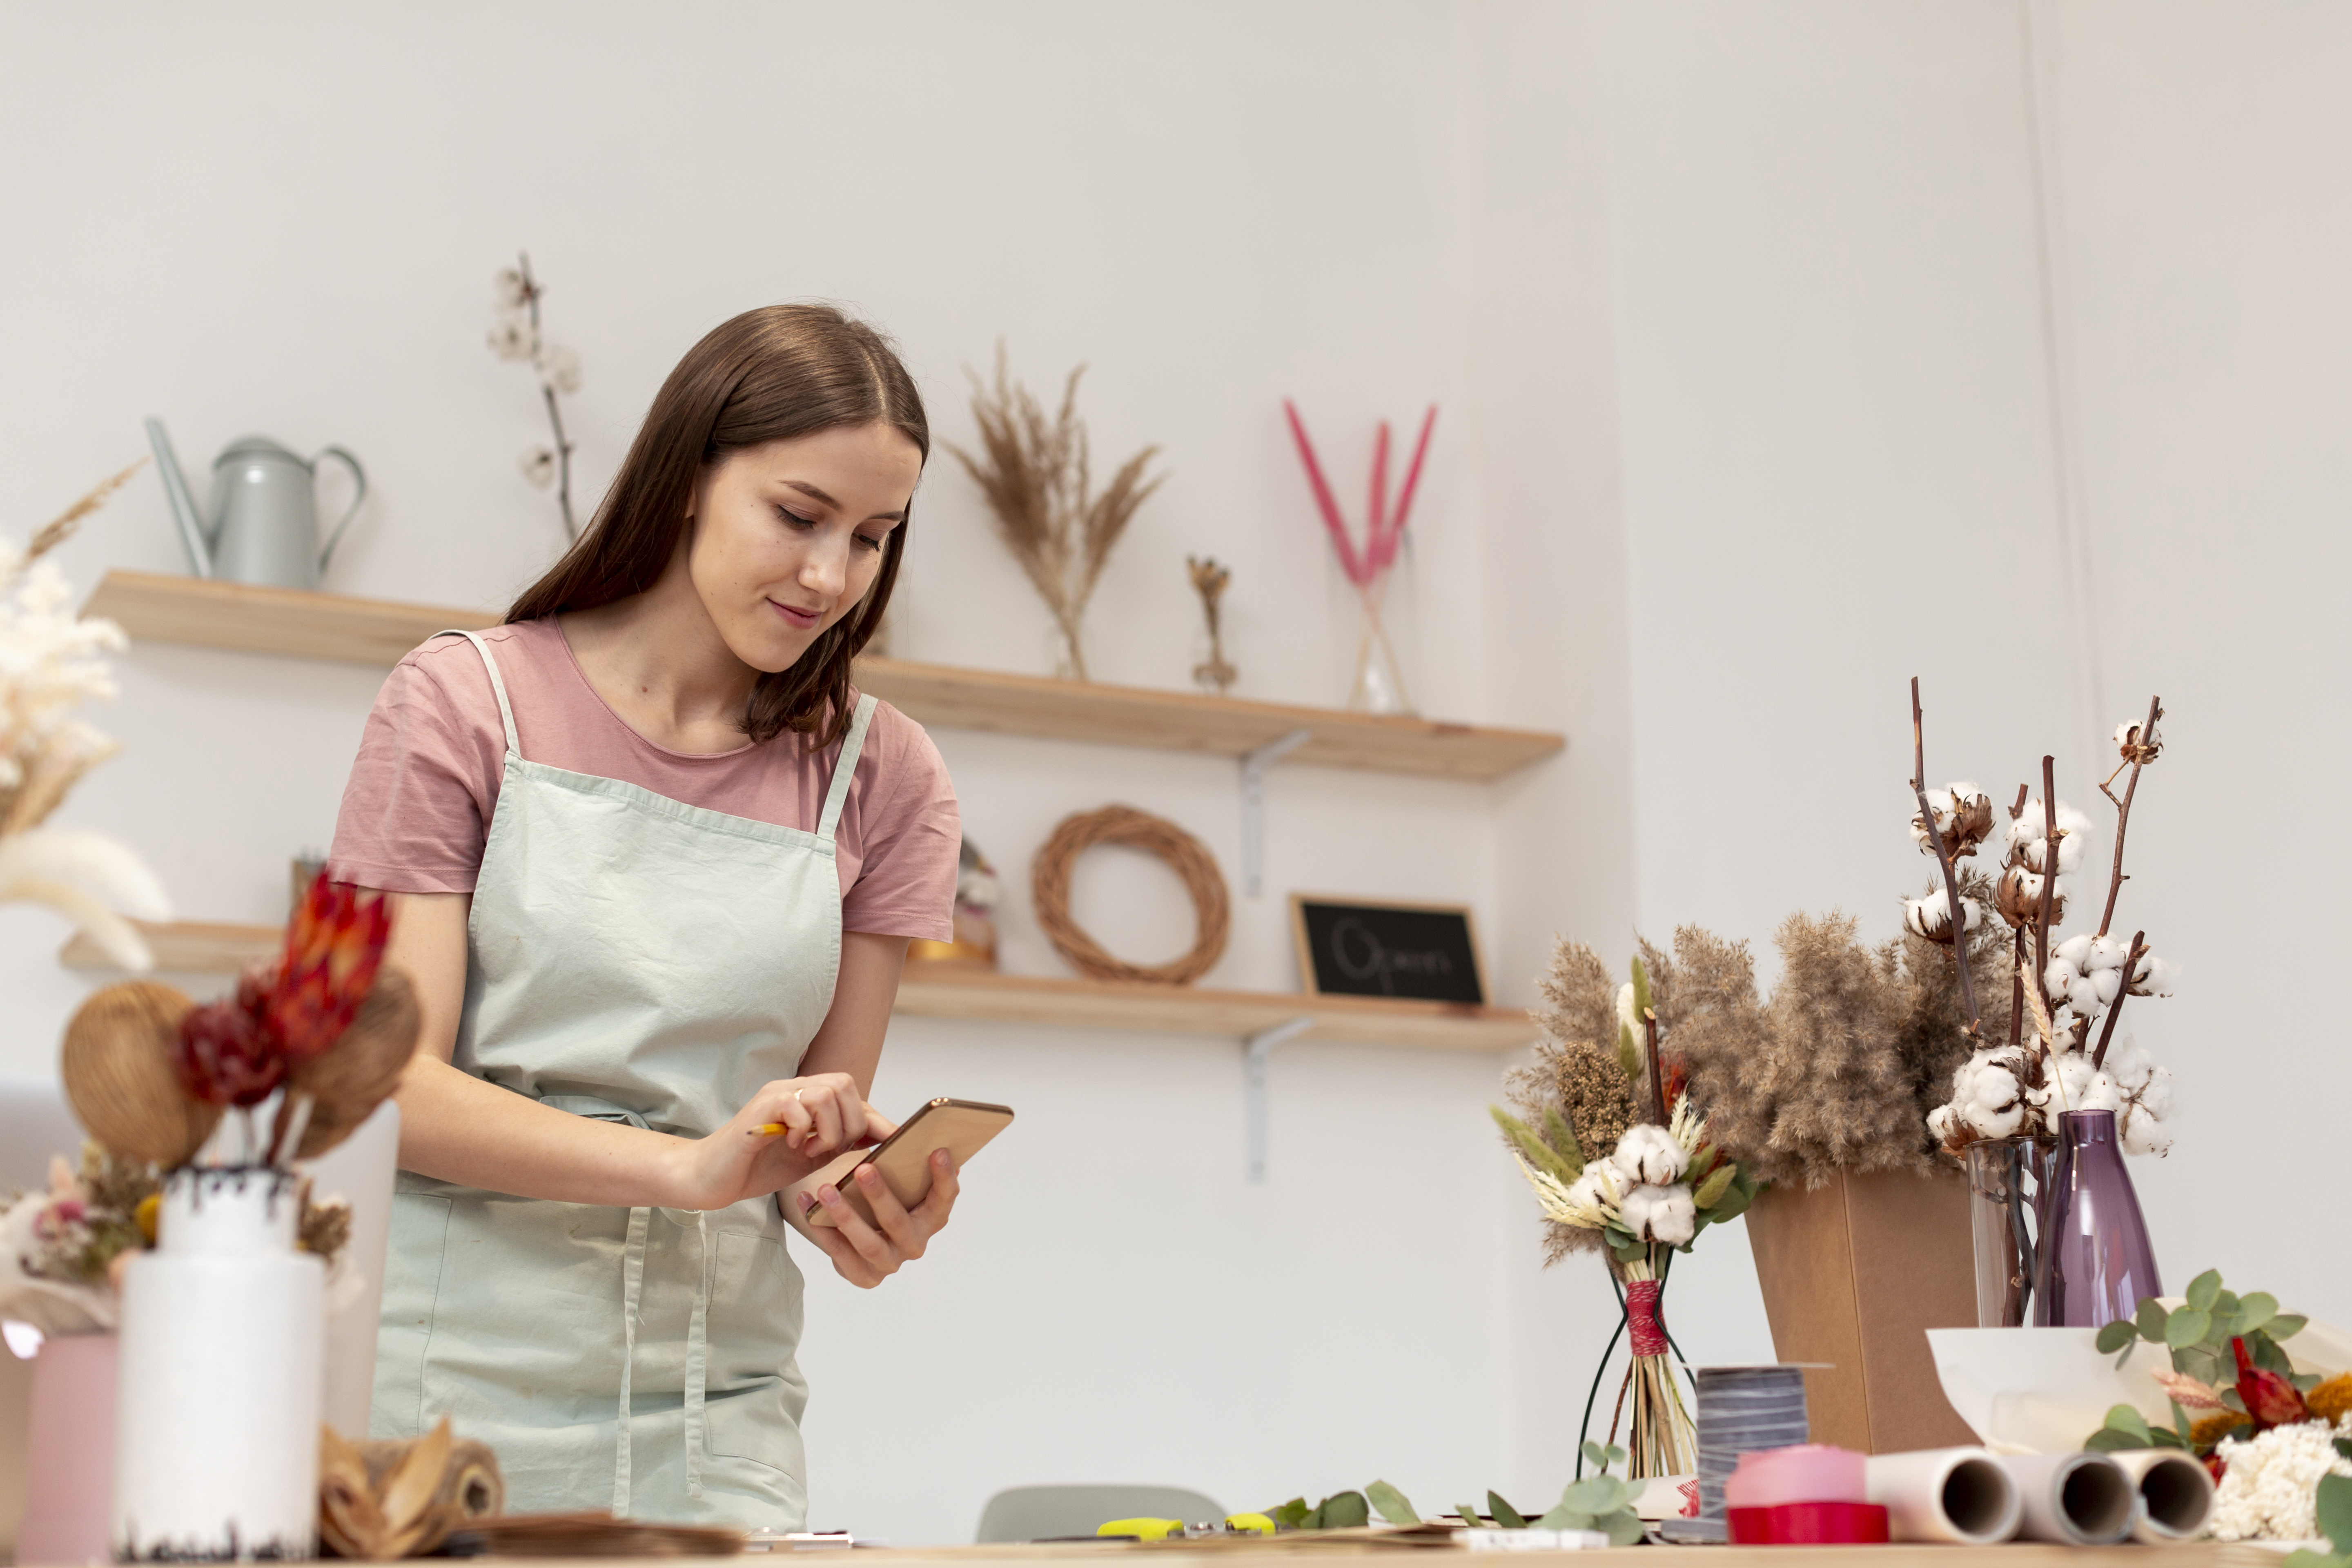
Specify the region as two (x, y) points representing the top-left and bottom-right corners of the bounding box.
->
(176, 970), (288, 1108)
(268, 873), (392, 1061)
(2232, 1336), (2312, 1431)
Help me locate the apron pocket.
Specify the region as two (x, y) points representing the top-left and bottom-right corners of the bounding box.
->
(702, 1227), (808, 1475)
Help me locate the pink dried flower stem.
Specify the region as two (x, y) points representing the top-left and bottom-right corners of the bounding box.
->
(1282, 401), (1366, 586)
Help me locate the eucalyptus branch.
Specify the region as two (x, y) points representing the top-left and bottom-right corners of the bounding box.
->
(1910, 677), (1980, 1034)
(2091, 931), (2145, 1071)
(2097, 695), (2162, 936)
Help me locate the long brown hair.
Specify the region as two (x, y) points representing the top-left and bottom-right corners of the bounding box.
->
(508, 303), (927, 747)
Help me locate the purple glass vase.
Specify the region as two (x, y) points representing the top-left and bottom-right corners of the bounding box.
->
(2031, 1109), (2161, 1327)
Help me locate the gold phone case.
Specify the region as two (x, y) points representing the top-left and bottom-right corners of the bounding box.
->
(783, 1098), (1013, 1230)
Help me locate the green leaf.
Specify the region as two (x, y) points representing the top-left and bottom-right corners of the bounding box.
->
(1299, 1506), (1325, 1531)
(1617, 1021), (1643, 1086)
(1455, 1503), (1488, 1531)
(2174, 1400), (2194, 1449)
(2272, 1314), (2310, 1341)
(1541, 1108), (1586, 1176)
(1600, 1509), (1648, 1547)
(1607, 1445), (1627, 1468)
(2103, 1403), (2154, 1445)
(2186, 1269), (2223, 1312)
(1320, 1492), (1369, 1530)
(1367, 1481), (1419, 1526)
(2315, 1475), (2352, 1558)
(1692, 1162), (1737, 1209)
(2254, 1335), (2296, 1376)
(2236, 1294), (2280, 1336)
(1492, 1107), (1581, 1186)
(2334, 1438), (2352, 1463)
(1532, 1506), (1593, 1532)
(1706, 1174), (1757, 1225)
(2176, 1345), (2221, 1384)
(2165, 1307), (2211, 1349)
(2084, 1426), (2148, 1452)
(1488, 1492), (1526, 1530)
(1557, 1478), (1634, 1515)
(1581, 1440), (1613, 1472)
(2136, 1297), (2171, 1343)
(2212, 1290), (2242, 1321)
(2097, 1320), (2139, 1354)
(1687, 1143), (1720, 1184)
(1271, 1499), (1310, 1530)
(2294, 1372), (2324, 1394)
(1630, 956), (1651, 1019)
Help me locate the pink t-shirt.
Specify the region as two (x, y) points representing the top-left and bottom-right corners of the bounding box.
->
(329, 620), (958, 942)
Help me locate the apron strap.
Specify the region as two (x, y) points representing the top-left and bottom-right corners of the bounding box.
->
(438, 629), (523, 758)
(815, 694), (879, 844)
(612, 1203), (652, 1517)
(684, 1213), (712, 1500)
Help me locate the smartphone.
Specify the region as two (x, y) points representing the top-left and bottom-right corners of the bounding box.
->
(782, 1098), (1013, 1231)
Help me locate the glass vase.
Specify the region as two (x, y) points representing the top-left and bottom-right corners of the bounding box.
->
(2031, 1109), (2161, 1329)
(1345, 593), (1414, 715)
(1964, 1135), (2057, 1326)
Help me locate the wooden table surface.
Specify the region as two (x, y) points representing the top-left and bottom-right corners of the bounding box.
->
(771, 1543), (2280, 1567)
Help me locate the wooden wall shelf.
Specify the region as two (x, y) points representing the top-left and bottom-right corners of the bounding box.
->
(82, 570), (1563, 781)
(61, 923), (1536, 1054)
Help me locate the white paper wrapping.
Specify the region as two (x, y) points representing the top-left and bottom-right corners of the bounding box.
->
(1864, 1447), (2022, 1544)
(1998, 1450), (2135, 1544)
(1927, 1326), (2172, 1452)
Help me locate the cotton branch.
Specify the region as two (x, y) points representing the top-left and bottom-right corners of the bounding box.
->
(1910, 678), (1980, 1036)
(2097, 695), (2163, 936)
(2091, 930), (2145, 1071)
(518, 252), (577, 540)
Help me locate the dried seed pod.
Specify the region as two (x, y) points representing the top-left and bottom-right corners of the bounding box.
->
(288, 968), (422, 1159)
(319, 1416), (504, 1560)
(60, 980), (220, 1167)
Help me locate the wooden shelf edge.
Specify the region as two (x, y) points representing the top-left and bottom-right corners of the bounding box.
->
(61, 923), (1536, 1052)
(82, 570), (1564, 780)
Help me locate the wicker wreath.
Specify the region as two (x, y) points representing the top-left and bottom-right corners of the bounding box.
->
(1031, 805), (1230, 986)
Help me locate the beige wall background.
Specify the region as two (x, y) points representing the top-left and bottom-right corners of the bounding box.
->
(1, 0), (2343, 1545)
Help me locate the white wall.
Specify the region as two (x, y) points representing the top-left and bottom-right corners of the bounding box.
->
(7, 0), (2345, 1546)
(0, 0), (1624, 1542)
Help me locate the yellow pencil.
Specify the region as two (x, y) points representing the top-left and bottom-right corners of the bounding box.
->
(751, 1123), (789, 1137)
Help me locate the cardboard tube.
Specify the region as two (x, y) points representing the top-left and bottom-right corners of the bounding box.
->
(1864, 1448), (2021, 1544)
(2109, 1448), (2215, 1543)
(1999, 1451), (2135, 1545)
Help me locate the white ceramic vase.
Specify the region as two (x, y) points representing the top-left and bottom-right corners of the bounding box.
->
(112, 1167), (323, 1561)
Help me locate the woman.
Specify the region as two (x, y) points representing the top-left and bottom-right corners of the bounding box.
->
(329, 305), (961, 1530)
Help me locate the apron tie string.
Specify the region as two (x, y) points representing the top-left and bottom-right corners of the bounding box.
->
(684, 1212), (711, 1500)
(613, 1204), (651, 1516)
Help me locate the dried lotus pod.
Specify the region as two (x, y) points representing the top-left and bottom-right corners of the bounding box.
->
(288, 967), (421, 1159)
(319, 1417), (503, 1560)
(60, 980), (220, 1167)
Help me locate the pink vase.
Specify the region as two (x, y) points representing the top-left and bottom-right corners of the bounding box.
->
(17, 1332), (116, 1566)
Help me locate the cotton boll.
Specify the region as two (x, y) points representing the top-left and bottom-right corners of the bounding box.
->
(2128, 1065), (2175, 1120)
(2068, 973), (2107, 1017)
(2054, 934), (2094, 970)
(2087, 967), (2121, 1007)
(1904, 889), (1980, 942)
(1611, 1124), (1688, 1187)
(2129, 954), (2177, 998)
(2075, 1068), (2123, 1115)
(1952, 1049), (2026, 1138)
(2122, 1112), (2174, 1158)
(2044, 957), (2080, 1004)
(1620, 1183), (1697, 1247)
(1564, 1165), (1621, 1219)
(1928, 1104), (1960, 1145)
(2104, 1038), (2152, 1091)
(2086, 934), (2133, 971)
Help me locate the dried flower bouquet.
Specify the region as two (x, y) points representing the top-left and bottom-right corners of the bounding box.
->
(1496, 952), (1759, 1478)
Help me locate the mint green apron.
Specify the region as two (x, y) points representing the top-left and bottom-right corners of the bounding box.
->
(372, 630), (877, 1530)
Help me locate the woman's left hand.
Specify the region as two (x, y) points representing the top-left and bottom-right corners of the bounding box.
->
(801, 1136), (960, 1288)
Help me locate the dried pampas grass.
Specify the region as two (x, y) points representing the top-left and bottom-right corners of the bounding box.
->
(946, 347), (1163, 680)
(1516, 908), (2006, 1205)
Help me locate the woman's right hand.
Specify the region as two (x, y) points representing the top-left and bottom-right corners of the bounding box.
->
(670, 1073), (881, 1212)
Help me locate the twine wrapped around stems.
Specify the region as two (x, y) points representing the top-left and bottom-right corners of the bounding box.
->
(1031, 805), (1229, 986)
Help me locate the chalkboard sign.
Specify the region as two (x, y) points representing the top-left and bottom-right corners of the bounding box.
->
(1289, 896), (1486, 1004)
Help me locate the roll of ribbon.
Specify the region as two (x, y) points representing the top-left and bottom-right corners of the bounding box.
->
(1998, 1450), (2135, 1545)
(2109, 1448), (2215, 1544)
(1864, 1447), (2022, 1544)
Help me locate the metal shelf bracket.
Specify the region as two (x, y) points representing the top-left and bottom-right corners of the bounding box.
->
(1243, 1015), (1315, 1183)
(1239, 728), (1312, 898)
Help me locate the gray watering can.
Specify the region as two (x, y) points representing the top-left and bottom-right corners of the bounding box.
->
(145, 418), (367, 590)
